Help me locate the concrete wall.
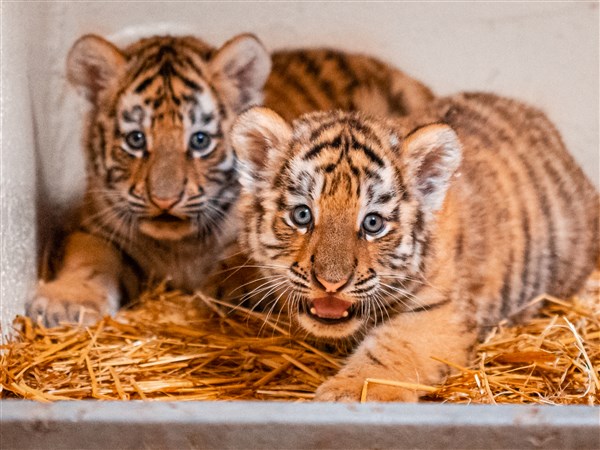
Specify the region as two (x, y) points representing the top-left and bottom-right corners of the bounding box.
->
(1, 1), (598, 334)
(3, 401), (600, 449)
(1, 3), (42, 338)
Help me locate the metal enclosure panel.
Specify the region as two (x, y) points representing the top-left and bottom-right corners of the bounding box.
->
(2, 401), (599, 449)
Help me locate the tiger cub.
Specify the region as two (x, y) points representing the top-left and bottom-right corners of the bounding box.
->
(231, 92), (599, 401)
(265, 49), (432, 122)
(27, 33), (433, 327)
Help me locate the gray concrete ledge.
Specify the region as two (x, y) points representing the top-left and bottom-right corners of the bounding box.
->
(1, 401), (599, 449)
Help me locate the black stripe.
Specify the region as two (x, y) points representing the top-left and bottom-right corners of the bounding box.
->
(121, 105), (144, 124)
(531, 139), (579, 292)
(346, 119), (383, 148)
(454, 227), (464, 261)
(176, 71), (202, 92)
(272, 159), (291, 190)
(354, 273), (377, 287)
(413, 209), (424, 237)
(491, 101), (561, 292)
(180, 55), (205, 79)
(290, 266), (309, 282)
(287, 170), (316, 197)
(308, 120), (344, 141)
(209, 84), (228, 121)
(351, 138), (384, 167)
(366, 351), (388, 368)
(521, 158), (555, 302)
(447, 99), (533, 317)
(567, 210), (599, 294)
(499, 249), (515, 318)
(303, 136), (342, 160)
(486, 102), (551, 307)
(128, 58), (159, 88)
(264, 69), (305, 120)
(393, 166), (408, 201)
(387, 87), (408, 116)
(324, 50), (361, 94)
(374, 193), (393, 205)
(106, 168), (127, 185)
(253, 197), (265, 242)
(350, 286), (377, 295)
(517, 204), (535, 305)
(492, 128), (539, 308)
(134, 74), (156, 94)
(94, 123), (107, 175)
(293, 51), (338, 104)
(362, 167), (383, 182)
(277, 70), (322, 110)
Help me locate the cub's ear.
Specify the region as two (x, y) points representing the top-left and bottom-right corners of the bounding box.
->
(231, 107), (292, 190)
(401, 123), (462, 213)
(67, 34), (126, 103)
(209, 34), (271, 113)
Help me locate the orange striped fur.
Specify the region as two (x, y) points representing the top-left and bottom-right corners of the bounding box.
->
(232, 92), (599, 401)
(27, 33), (432, 327)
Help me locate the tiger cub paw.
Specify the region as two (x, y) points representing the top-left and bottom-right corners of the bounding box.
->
(314, 367), (420, 403)
(27, 278), (115, 328)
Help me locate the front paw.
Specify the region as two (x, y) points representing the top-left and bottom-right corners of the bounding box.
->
(314, 369), (420, 402)
(314, 374), (365, 402)
(27, 278), (114, 327)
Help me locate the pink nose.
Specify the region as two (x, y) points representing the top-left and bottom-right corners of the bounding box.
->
(151, 196), (179, 211)
(316, 274), (350, 293)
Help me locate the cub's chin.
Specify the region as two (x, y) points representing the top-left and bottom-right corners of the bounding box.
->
(139, 215), (195, 241)
(296, 312), (363, 340)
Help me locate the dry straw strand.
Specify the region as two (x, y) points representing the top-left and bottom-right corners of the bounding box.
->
(1, 271), (598, 404)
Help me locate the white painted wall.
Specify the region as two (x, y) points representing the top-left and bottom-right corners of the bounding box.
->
(1, 3), (42, 338)
(2, 1), (598, 333)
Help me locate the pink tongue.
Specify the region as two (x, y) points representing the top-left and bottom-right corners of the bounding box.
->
(311, 297), (352, 319)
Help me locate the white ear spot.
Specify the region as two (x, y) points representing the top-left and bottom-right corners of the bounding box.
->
(231, 107), (292, 191)
(67, 34), (126, 103)
(402, 124), (462, 213)
(236, 160), (256, 190)
(209, 34), (271, 112)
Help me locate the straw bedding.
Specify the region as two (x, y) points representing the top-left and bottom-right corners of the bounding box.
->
(1, 272), (598, 404)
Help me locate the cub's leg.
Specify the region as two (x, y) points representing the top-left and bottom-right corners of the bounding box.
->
(314, 293), (477, 402)
(27, 231), (123, 327)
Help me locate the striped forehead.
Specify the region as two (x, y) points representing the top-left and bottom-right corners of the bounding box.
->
(284, 124), (398, 213)
(117, 44), (220, 134)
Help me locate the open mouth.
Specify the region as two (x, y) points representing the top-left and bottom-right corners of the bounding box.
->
(303, 296), (357, 324)
(148, 213), (188, 224)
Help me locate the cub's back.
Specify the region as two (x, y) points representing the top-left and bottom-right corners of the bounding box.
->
(416, 93), (599, 316)
(266, 49), (433, 122)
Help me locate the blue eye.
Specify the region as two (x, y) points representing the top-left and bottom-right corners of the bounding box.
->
(362, 213), (384, 235)
(189, 131), (213, 157)
(125, 131), (146, 150)
(291, 205), (312, 227)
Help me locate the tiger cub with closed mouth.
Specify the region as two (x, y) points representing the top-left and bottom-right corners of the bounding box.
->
(27, 33), (433, 327)
(231, 92), (599, 401)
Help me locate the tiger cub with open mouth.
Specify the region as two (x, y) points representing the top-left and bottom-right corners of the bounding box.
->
(27, 33), (433, 327)
(231, 92), (599, 401)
